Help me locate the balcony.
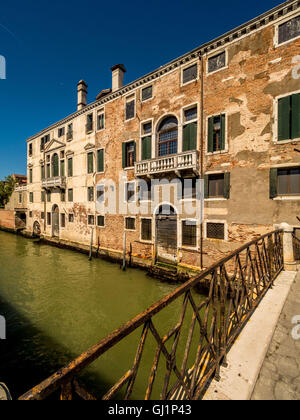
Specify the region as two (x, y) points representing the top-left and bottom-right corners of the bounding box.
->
(135, 150), (199, 177)
(15, 185), (27, 192)
(42, 176), (66, 189)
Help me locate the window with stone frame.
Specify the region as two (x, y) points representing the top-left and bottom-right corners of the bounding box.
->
(122, 141), (136, 168)
(182, 64), (197, 84)
(141, 86), (152, 102)
(69, 213), (74, 223)
(97, 215), (105, 227)
(125, 95), (135, 120)
(278, 94), (300, 142)
(87, 152), (94, 174)
(58, 127), (65, 137)
(47, 212), (51, 225)
(207, 114), (226, 153)
(68, 188), (73, 202)
(278, 15), (300, 44)
(141, 218), (152, 241)
(61, 214), (66, 228)
(87, 186), (94, 202)
(208, 51), (226, 73)
(206, 222), (225, 240)
(182, 220), (197, 247)
(125, 182), (135, 203)
(29, 143), (33, 157)
(88, 215), (95, 225)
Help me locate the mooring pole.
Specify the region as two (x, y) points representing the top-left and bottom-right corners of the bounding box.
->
(122, 231), (126, 271)
(89, 228), (94, 261)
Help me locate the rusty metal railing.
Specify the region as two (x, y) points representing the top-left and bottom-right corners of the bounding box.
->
(19, 230), (284, 401)
(292, 233), (300, 261)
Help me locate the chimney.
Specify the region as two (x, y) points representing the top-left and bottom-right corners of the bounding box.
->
(77, 80), (88, 110)
(110, 64), (126, 92)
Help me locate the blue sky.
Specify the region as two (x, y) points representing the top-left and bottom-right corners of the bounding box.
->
(0, 0), (282, 180)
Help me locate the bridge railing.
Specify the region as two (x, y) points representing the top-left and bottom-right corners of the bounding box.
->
(19, 230), (284, 401)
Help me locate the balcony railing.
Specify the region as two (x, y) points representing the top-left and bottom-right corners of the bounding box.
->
(135, 150), (199, 176)
(15, 185), (27, 192)
(42, 176), (66, 189)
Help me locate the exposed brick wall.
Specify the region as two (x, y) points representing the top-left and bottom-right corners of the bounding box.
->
(0, 210), (15, 230)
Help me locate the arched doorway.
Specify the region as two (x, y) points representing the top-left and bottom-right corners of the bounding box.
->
(52, 205), (59, 237)
(155, 204), (177, 264)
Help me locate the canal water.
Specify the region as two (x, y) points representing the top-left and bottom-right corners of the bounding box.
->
(0, 231), (204, 399)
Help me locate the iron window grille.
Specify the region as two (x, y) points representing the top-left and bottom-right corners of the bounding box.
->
(182, 220), (197, 247)
(207, 222), (225, 240)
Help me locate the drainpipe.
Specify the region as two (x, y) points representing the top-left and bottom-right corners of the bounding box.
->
(199, 50), (204, 270)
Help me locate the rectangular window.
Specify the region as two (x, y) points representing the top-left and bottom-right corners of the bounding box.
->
(97, 149), (104, 173)
(40, 134), (50, 151)
(47, 191), (51, 202)
(97, 185), (105, 203)
(97, 215), (105, 227)
(86, 114), (93, 133)
(138, 179), (151, 201)
(61, 189), (65, 202)
(87, 152), (94, 174)
(41, 191), (45, 202)
(69, 214), (74, 223)
(41, 165), (45, 180)
(29, 169), (33, 184)
(183, 107), (197, 152)
(125, 217), (135, 230)
(208, 174), (225, 198)
(125, 182), (135, 202)
(88, 215), (95, 225)
(29, 143), (33, 157)
(67, 124), (73, 141)
(58, 127), (65, 137)
(29, 192), (33, 203)
(208, 115), (226, 152)
(46, 164), (50, 178)
(97, 110), (105, 130)
(182, 64), (197, 84)
(87, 186), (94, 202)
(29, 211), (33, 218)
(141, 122), (152, 161)
(68, 189), (73, 202)
(47, 212), (51, 225)
(141, 219), (152, 241)
(68, 158), (73, 177)
(125, 95), (135, 120)
(61, 214), (66, 228)
(278, 15), (300, 45)
(182, 220), (197, 247)
(122, 141), (136, 168)
(278, 94), (300, 141)
(19, 193), (22, 204)
(141, 86), (152, 101)
(277, 167), (300, 196)
(207, 222), (225, 240)
(208, 51), (226, 73)
(41, 212), (45, 220)
(60, 160), (65, 177)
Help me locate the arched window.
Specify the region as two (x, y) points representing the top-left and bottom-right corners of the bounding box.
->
(52, 154), (59, 177)
(157, 116), (178, 157)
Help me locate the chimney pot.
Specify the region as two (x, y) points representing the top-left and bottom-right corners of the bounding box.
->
(77, 80), (88, 110)
(110, 64), (126, 92)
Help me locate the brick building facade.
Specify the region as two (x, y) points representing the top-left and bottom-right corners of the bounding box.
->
(25, 0), (300, 269)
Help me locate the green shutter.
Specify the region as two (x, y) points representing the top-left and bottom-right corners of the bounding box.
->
(122, 143), (127, 168)
(270, 168), (278, 199)
(133, 141), (136, 164)
(60, 160), (65, 177)
(204, 175), (209, 199)
(221, 114), (226, 151)
(278, 96), (291, 141)
(68, 158), (73, 177)
(224, 172), (231, 199)
(292, 94), (300, 140)
(142, 136), (152, 160)
(183, 122), (197, 152)
(208, 117), (214, 153)
(97, 149), (104, 173)
(87, 153), (93, 174)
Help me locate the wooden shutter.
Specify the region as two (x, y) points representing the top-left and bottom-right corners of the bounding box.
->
(270, 168), (278, 199)
(183, 122), (197, 152)
(142, 136), (151, 160)
(220, 114), (226, 151)
(292, 94), (300, 140)
(224, 172), (231, 199)
(204, 175), (209, 199)
(278, 96), (291, 141)
(122, 143), (127, 168)
(97, 149), (104, 173)
(208, 117), (214, 153)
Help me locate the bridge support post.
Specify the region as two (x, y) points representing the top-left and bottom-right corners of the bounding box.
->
(279, 223), (297, 271)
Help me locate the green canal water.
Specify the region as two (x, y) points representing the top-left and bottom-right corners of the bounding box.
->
(0, 231), (204, 399)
